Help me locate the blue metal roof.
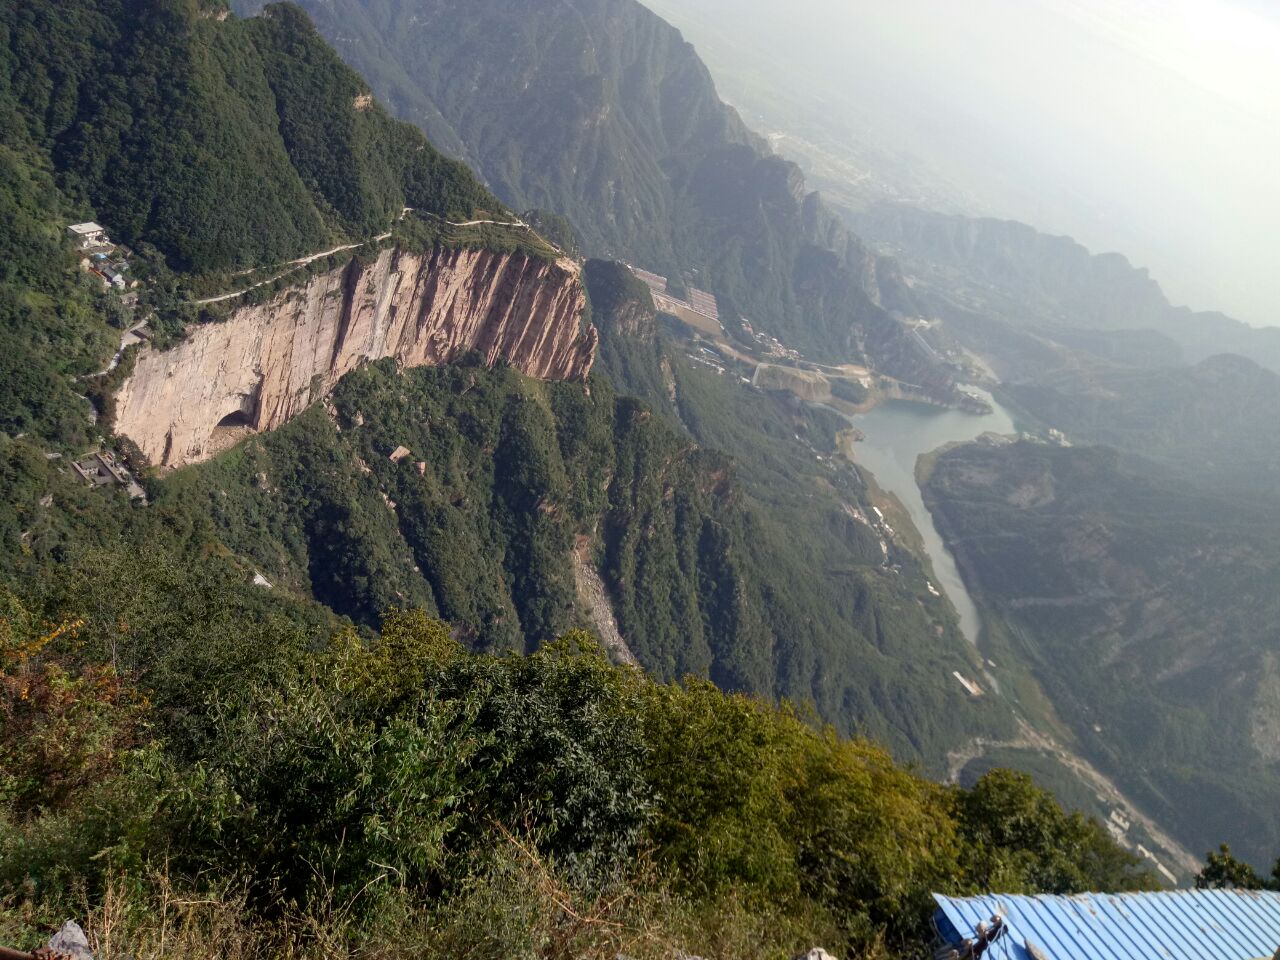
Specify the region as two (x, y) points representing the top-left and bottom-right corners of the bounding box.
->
(934, 890), (1280, 960)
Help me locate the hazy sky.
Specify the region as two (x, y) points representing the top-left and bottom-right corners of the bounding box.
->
(644, 0), (1280, 326)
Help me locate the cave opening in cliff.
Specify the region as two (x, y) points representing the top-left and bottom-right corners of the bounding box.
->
(206, 409), (258, 459)
(215, 410), (254, 429)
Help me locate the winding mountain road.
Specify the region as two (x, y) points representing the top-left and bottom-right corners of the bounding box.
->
(193, 210), (540, 306)
(195, 232), (392, 305)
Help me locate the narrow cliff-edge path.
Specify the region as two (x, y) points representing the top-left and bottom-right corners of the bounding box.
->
(194, 210), (550, 307)
(195, 232), (392, 305)
(416, 210), (566, 254)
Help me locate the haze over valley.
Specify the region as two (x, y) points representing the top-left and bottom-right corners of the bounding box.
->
(644, 0), (1280, 329)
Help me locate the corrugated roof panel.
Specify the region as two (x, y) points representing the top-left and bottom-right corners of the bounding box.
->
(933, 890), (1280, 960)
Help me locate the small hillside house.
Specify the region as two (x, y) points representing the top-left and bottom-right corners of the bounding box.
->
(67, 221), (109, 250)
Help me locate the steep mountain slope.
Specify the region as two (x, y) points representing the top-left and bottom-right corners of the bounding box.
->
(229, 0), (953, 396)
(147, 356), (1007, 762)
(3, 0), (494, 275)
(583, 260), (1016, 758)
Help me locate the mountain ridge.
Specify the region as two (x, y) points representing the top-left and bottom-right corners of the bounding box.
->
(229, 0), (958, 398)
(4, 0), (497, 275)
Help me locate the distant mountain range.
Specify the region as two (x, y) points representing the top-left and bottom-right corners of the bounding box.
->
(853, 203), (1280, 375)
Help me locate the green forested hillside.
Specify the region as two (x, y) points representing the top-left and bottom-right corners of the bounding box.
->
(588, 259), (1026, 753)
(138, 355), (1002, 764)
(0, 596), (1154, 959)
(1, 0), (494, 274)
(228, 0), (953, 396)
(0, 143), (118, 448)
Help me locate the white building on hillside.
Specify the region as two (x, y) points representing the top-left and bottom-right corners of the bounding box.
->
(67, 222), (110, 250)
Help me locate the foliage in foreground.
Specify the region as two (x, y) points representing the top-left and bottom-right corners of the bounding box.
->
(1, 600), (1156, 959)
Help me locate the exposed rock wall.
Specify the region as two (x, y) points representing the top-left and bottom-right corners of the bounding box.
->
(115, 246), (595, 466)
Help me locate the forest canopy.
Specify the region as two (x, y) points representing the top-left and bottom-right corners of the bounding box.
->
(0, 601), (1157, 959)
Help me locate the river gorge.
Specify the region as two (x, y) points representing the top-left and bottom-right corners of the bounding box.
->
(845, 390), (1016, 644)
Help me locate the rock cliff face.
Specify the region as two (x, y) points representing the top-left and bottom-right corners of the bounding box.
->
(115, 246), (595, 466)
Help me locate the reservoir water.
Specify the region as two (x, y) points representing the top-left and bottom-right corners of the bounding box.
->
(847, 391), (1015, 644)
